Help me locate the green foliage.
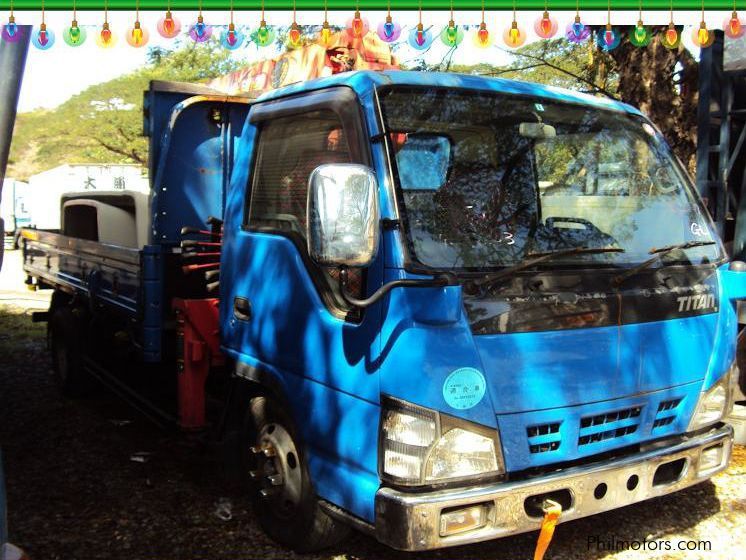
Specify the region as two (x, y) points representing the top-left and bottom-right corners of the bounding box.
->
(8, 40), (245, 181)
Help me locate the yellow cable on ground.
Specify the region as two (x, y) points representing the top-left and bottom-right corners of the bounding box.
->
(533, 498), (562, 560)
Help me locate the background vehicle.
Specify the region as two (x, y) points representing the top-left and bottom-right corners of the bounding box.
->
(1, 179), (29, 250)
(19, 71), (742, 552)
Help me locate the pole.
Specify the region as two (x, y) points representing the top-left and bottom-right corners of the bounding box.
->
(0, 25), (30, 269)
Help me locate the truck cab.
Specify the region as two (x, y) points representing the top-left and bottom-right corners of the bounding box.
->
(22, 70), (742, 552)
(220, 71), (739, 550)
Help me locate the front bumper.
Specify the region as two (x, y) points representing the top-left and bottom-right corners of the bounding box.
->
(375, 424), (733, 551)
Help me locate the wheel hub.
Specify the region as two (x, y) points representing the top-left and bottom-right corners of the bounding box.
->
(250, 423), (302, 518)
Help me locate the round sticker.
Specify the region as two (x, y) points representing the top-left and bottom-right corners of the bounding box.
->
(443, 368), (487, 410)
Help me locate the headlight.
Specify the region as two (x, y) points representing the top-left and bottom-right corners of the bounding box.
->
(688, 364), (737, 431)
(380, 397), (504, 485)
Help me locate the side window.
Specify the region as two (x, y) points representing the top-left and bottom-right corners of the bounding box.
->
(248, 110), (351, 237)
(246, 108), (366, 310)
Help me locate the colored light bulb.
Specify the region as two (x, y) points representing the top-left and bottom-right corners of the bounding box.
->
(566, 16), (589, 44)
(408, 23), (432, 50)
(630, 20), (651, 47)
(698, 25), (709, 45)
(509, 24), (519, 45)
(474, 22), (491, 48)
(346, 10), (369, 39)
(319, 21), (333, 46)
(2, 15), (21, 43)
(730, 17), (741, 35)
(352, 12), (363, 36)
(604, 27), (614, 46)
(126, 21), (150, 48)
(726, 11), (744, 38)
(63, 20), (87, 46)
(446, 24), (458, 43)
(288, 23), (302, 47)
(254, 20), (275, 47)
(221, 23), (244, 50)
(31, 23), (55, 50)
(157, 11), (181, 39)
(6, 20), (16, 37)
(503, 20), (526, 48)
(534, 10), (558, 39)
(634, 24), (646, 43)
(96, 22), (117, 48)
(440, 20), (463, 46)
(377, 16), (401, 43)
(572, 19), (583, 37)
(189, 16), (212, 43)
(384, 20), (395, 38)
(541, 15), (552, 35)
(665, 25), (678, 46)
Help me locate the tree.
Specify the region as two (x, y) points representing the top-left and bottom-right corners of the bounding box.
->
(8, 40), (245, 180)
(606, 27), (699, 174)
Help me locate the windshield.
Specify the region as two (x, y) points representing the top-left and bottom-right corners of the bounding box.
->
(380, 87), (722, 271)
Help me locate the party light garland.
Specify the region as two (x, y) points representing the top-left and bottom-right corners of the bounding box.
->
(1, 2), (742, 52)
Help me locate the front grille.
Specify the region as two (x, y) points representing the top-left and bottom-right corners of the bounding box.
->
(527, 422), (561, 454)
(653, 398), (683, 431)
(578, 406), (642, 447)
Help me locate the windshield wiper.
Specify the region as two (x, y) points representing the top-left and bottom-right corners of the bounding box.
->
(470, 246), (625, 293)
(612, 241), (716, 287)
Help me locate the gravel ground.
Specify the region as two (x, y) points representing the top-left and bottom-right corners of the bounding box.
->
(1, 251), (745, 560)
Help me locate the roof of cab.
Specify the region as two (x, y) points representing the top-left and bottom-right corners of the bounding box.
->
(255, 70), (641, 116)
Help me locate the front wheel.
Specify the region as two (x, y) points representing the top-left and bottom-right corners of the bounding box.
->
(242, 395), (349, 552)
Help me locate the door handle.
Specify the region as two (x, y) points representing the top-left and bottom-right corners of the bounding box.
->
(233, 297), (252, 321)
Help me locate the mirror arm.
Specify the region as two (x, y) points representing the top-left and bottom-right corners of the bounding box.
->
(338, 266), (458, 309)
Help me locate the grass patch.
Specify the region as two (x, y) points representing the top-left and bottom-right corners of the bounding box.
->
(0, 304), (47, 355)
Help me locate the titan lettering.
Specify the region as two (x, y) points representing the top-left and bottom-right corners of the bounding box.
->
(677, 294), (716, 312)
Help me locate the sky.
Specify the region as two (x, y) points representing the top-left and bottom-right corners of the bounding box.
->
(11, 9), (714, 114)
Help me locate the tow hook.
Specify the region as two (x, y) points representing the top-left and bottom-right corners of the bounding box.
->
(533, 499), (562, 560)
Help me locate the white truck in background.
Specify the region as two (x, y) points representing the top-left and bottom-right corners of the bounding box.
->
(1, 178), (29, 249)
(25, 164), (148, 231)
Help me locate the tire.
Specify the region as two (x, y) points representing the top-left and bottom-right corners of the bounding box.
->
(241, 395), (350, 552)
(49, 306), (89, 397)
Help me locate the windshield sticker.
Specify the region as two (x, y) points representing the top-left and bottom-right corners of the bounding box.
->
(443, 368), (487, 410)
(691, 223), (705, 236)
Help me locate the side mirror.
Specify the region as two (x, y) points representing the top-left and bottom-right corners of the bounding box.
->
(307, 163), (380, 268)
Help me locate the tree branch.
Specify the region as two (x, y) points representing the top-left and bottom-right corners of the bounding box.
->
(503, 48), (619, 100)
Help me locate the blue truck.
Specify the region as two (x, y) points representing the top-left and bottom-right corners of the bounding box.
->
(21, 71), (741, 551)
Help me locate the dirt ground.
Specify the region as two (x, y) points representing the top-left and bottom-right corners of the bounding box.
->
(1, 250), (745, 560)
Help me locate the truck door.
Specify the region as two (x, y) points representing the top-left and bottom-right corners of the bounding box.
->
(220, 88), (383, 521)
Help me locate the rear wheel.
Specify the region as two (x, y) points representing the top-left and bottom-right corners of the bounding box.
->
(49, 306), (89, 397)
(242, 395), (349, 552)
